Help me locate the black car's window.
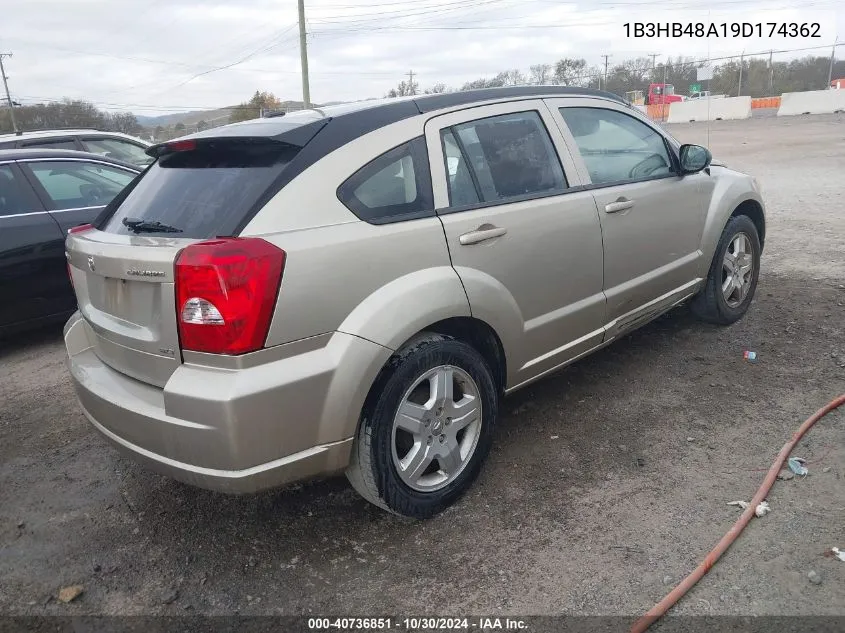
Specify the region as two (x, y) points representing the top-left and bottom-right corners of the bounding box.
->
(82, 137), (153, 167)
(20, 139), (78, 151)
(337, 136), (434, 224)
(27, 161), (136, 210)
(103, 140), (298, 238)
(446, 110), (567, 205)
(559, 107), (674, 185)
(0, 165), (35, 216)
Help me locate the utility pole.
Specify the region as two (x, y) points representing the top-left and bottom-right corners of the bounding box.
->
(649, 53), (658, 70)
(769, 50), (774, 97)
(407, 70), (416, 95)
(297, 0), (311, 108)
(601, 54), (611, 91)
(737, 51), (744, 97)
(827, 38), (838, 89)
(0, 53), (18, 135)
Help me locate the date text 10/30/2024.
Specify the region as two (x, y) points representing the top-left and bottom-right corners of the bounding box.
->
(624, 22), (821, 38)
(307, 617), (528, 630)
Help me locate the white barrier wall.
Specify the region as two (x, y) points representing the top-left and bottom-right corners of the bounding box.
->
(778, 90), (845, 116)
(666, 97), (752, 123)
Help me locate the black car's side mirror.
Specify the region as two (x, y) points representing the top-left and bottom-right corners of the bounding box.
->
(679, 144), (712, 174)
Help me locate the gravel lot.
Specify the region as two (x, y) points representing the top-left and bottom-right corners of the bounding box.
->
(1, 114), (844, 624)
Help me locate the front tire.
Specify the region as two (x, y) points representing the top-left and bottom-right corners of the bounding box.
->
(691, 214), (761, 325)
(346, 334), (498, 519)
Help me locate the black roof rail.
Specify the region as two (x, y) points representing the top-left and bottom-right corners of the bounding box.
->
(413, 86), (626, 112)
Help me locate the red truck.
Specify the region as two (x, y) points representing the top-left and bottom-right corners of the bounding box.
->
(644, 83), (684, 105)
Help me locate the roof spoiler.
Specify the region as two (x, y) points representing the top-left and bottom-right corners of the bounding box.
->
(145, 119), (329, 158)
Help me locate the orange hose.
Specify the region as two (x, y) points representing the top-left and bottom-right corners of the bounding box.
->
(631, 393), (845, 633)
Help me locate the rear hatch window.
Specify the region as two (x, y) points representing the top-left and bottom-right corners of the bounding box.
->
(101, 139), (298, 238)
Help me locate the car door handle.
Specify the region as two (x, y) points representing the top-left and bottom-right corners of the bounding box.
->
(459, 225), (507, 245)
(604, 198), (635, 213)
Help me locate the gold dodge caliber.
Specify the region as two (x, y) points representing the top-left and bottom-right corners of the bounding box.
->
(64, 87), (765, 518)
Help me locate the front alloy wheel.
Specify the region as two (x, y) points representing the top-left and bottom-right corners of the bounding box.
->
(691, 214), (761, 325)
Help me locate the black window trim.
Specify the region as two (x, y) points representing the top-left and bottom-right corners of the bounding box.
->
(556, 104), (684, 188)
(336, 135), (435, 226)
(442, 126), (483, 205)
(435, 108), (571, 214)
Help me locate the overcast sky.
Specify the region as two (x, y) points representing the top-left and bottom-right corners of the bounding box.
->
(0, 0), (841, 115)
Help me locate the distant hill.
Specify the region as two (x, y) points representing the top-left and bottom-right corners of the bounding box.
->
(136, 100), (335, 129)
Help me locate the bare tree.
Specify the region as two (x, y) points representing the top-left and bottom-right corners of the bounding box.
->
(387, 77), (419, 98)
(424, 82), (447, 94)
(498, 69), (526, 86)
(553, 58), (587, 85)
(529, 63), (552, 85)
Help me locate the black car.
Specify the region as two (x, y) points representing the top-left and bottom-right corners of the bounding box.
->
(0, 149), (142, 335)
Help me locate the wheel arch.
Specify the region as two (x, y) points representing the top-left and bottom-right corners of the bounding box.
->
(730, 198), (766, 251)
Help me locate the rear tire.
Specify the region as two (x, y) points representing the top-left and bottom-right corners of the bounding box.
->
(691, 214), (761, 325)
(346, 333), (498, 519)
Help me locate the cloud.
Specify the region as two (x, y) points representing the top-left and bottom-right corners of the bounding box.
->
(0, 0), (841, 115)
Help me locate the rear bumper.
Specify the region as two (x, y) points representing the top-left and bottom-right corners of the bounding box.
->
(64, 313), (392, 494)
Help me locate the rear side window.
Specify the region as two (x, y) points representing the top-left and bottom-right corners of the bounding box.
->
(21, 139), (78, 151)
(102, 140), (298, 238)
(82, 137), (153, 167)
(444, 111), (567, 205)
(27, 161), (136, 210)
(337, 136), (434, 224)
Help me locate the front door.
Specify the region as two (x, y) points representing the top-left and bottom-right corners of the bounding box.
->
(425, 100), (606, 389)
(548, 100), (710, 334)
(0, 162), (65, 329)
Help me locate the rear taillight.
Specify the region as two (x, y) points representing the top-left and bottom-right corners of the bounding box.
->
(68, 223), (94, 234)
(66, 225), (93, 289)
(174, 237), (285, 355)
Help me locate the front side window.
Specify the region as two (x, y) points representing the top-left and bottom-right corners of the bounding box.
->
(338, 136), (433, 223)
(0, 165), (34, 216)
(82, 138), (154, 167)
(444, 111), (567, 206)
(27, 161), (136, 210)
(559, 107), (674, 185)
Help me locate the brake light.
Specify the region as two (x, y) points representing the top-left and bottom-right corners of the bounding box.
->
(174, 238), (285, 355)
(68, 223), (94, 234)
(166, 139), (196, 152)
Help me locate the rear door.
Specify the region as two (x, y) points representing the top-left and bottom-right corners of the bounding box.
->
(66, 137), (301, 386)
(547, 99), (710, 335)
(0, 162), (66, 328)
(425, 100), (606, 388)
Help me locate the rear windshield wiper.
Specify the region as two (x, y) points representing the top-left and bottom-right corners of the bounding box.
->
(122, 218), (183, 234)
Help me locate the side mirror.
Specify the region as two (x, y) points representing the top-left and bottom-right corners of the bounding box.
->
(679, 144), (712, 174)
